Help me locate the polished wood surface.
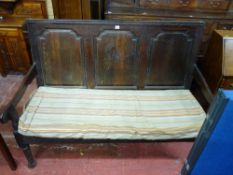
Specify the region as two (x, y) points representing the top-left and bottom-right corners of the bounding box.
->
(202, 30), (233, 94)
(82, 0), (92, 19)
(26, 20), (203, 89)
(0, 0), (48, 18)
(0, 28), (31, 73)
(52, 0), (103, 19)
(13, 1), (46, 18)
(0, 0), (48, 76)
(52, 0), (82, 19)
(0, 23), (31, 75)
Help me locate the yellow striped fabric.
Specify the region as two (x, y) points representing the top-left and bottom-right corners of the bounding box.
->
(18, 87), (206, 140)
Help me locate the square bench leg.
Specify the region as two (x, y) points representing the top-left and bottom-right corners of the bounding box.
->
(14, 132), (36, 168)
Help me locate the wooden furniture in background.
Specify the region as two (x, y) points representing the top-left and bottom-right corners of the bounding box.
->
(202, 30), (233, 94)
(0, 19), (31, 76)
(0, 133), (17, 170)
(52, 0), (82, 19)
(0, 0), (49, 76)
(52, 0), (104, 19)
(105, 0), (233, 65)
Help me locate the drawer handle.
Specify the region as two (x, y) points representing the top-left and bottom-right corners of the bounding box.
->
(179, 0), (190, 6)
(209, 0), (221, 8)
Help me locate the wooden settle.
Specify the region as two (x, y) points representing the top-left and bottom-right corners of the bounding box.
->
(2, 20), (211, 168)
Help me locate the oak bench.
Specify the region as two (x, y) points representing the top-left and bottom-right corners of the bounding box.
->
(3, 20), (210, 168)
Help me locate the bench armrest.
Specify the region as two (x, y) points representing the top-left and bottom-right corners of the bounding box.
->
(0, 64), (37, 125)
(192, 64), (214, 109)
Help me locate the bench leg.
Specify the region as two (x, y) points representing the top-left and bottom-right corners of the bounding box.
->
(22, 144), (37, 168)
(14, 132), (36, 168)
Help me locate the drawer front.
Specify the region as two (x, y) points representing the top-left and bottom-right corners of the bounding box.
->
(140, 0), (169, 9)
(221, 78), (233, 89)
(170, 0), (198, 9)
(110, 0), (135, 7)
(14, 2), (44, 17)
(0, 28), (19, 37)
(0, 28), (30, 73)
(5, 37), (30, 72)
(197, 0), (230, 10)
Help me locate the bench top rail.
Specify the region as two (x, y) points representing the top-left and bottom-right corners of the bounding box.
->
(26, 20), (203, 89)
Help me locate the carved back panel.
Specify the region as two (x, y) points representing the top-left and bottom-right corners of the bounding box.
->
(37, 29), (85, 85)
(26, 20), (203, 89)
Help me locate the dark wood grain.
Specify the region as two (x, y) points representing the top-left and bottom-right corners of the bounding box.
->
(146, 32), (192, 87)
(53, 0), (82, 19)
(4, 29), (31, 73)
(52, 0), (103, 19)
(82, 0), (92, 19)
(193, 65), (214, 105)
(95, 30), (138, 86)
(202, 31), (223, 94)
(26, 20), (203, 89)
(37, 29), (86, 86)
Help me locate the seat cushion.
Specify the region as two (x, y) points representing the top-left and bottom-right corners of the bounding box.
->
(18, 87), (206, 140)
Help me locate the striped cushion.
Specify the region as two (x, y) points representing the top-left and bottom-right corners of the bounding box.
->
(18, 87), (206, 140)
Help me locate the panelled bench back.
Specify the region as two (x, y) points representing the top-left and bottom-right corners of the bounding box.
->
(2, 19), (208, 167)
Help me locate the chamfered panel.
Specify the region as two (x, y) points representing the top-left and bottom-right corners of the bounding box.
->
(26, 20), (203, 88)
(95, 30), (138, 86)
(37, 29), (86, 85)
(146, 32), (192, 87)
